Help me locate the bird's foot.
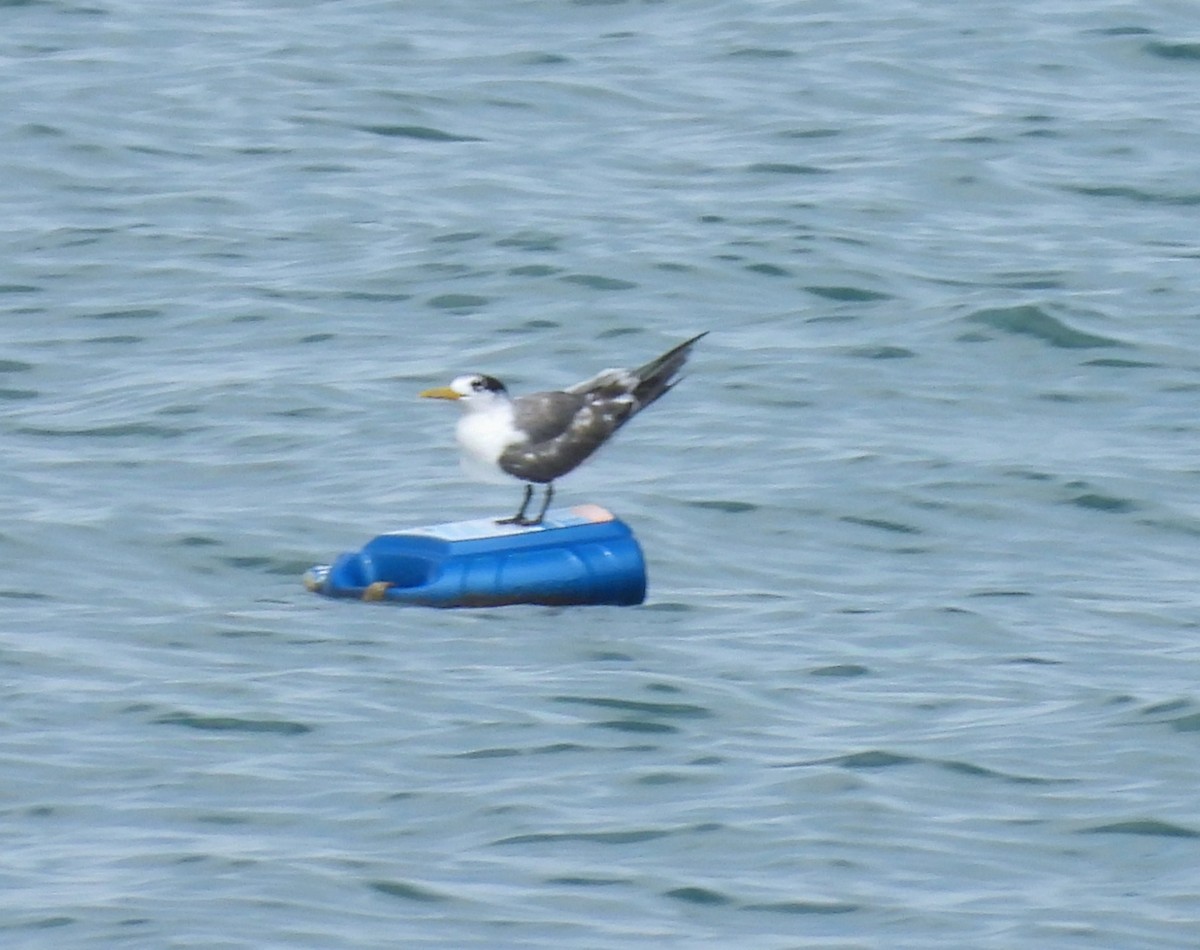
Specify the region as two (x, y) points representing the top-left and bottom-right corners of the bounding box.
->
(495, 515), (542, 527)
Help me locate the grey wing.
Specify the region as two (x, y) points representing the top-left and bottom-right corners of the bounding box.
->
(564, 368), (637, 397)
(502, 334), (706, 483)
(499, 393), (636, 483)
(509, 391), (586, 443)
(567, 332), (707, 407)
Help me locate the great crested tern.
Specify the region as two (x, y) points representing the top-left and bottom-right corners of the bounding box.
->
(420, 332), (707, 526)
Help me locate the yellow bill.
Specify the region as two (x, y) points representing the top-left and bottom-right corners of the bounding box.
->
(419, 386), (461, 400)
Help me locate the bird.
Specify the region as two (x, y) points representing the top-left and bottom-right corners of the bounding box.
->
(420, 332), (707, 526)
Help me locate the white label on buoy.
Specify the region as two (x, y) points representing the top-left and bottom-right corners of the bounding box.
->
(391, 505), (609, 542)
(402, 518), (538, 541)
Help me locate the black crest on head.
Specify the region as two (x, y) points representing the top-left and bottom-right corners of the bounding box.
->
(473, 374), (506, 394)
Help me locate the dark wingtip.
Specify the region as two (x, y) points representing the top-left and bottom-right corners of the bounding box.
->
(671, 331), (709, 354)
(630, 332), (708, 407)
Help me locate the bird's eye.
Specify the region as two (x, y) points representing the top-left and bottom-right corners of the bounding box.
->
(472, 378), (486, 391)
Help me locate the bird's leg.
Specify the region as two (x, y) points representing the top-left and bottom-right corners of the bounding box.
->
(496, 484), (533, 525)
(525, 483), (554, 527)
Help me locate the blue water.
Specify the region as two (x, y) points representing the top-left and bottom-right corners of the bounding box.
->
(5, 1), (1200, 947)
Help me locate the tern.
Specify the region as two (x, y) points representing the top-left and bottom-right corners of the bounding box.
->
(420, 332), (707, 526)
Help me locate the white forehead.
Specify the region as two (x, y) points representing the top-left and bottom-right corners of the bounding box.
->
(450, 374), (482, 395)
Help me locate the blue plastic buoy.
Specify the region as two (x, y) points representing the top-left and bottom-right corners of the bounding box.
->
(304, 504), (646, 607)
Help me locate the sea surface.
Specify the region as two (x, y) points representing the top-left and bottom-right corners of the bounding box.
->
(4, 1), (1200, 947)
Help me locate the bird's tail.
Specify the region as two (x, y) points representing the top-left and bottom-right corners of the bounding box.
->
(631, 331), (708, 408)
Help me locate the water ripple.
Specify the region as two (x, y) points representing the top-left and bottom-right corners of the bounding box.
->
(153, 713), (313, 736)
(780, 750), (1071, 786)
(962, 305), (1125, 348)
(1144, 40), (1200, 62)
(1079, 820), (1200, 839)
(357, 124), (484, 143)
(5, 2), (1200, 947)
(368, 880), (451, 902)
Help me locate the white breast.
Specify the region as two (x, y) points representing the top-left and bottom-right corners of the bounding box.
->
(455, 403), (524, 484)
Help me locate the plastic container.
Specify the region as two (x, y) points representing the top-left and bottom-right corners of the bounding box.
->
(303, 503), (646, 607)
